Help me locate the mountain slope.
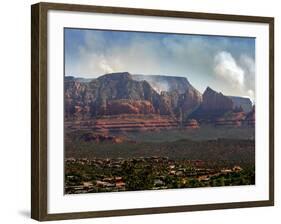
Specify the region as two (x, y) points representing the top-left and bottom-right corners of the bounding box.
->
(190, 87), (234, 121)
(65, 73), (254, 127)
(65, 72), (203, 119)
(228, 96), (253, 113)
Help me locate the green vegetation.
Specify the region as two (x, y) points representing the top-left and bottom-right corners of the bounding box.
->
(64, 127), (255, 194)
(65, 157), (255, 194)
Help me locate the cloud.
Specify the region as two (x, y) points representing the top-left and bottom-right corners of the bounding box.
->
(214, 51), (255, 101)
(239, 54), (255, 96)
(66, 32), (219, 80)
(214, 51), (244, 89)
(99, 57), (115, 73)
(65, 29), (255, 99)
(68, 33), (164, 77)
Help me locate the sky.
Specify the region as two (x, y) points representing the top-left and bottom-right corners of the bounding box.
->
(64, 28), (255, 101)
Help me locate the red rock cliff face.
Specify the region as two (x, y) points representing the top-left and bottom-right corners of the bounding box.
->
(64, 73), (203, 119)
(185, 119), (200, 129)
(201, 87), (233, 111)
(215, 112), (246, 127)
(180, 88), (202, 114)
(104, 100), (155, 115)
(244, 106), (255, 126)
(64, 73), (161, 118)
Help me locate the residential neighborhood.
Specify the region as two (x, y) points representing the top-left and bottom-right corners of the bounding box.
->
(65, 157), (254, 194)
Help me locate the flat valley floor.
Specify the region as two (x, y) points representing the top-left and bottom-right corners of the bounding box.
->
(64, 120), (255, 194)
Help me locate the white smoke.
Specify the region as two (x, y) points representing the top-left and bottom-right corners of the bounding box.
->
(99, 57), (114, 74)
(65, 30), (255, 100)
(144, 79), (170, 94)
(239, 54), (255, 101)
(214, 51), (255, 101)
(132, 75), (171, 93)
(214, 51), (244, 89)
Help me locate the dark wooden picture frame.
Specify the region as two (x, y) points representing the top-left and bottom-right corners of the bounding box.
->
(31, 2), (274, 221)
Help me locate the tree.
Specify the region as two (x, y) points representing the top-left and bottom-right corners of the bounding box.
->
(122, 162), (154, 190)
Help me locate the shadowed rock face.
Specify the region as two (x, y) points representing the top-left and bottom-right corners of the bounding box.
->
(65, 72), (162, 118)
(132, 75), (203, 116)
(228, 96), (253, 113)
(190, 87), (235, 122)
(180, 88), (203, 116)
(201, 87), (233, 111)
(64, 72), (254, 127)
(65, 72), (202, 119)
(244, 106), (255, 126)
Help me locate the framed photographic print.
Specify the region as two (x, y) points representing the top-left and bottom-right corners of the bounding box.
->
(31, 2), (274, 221)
